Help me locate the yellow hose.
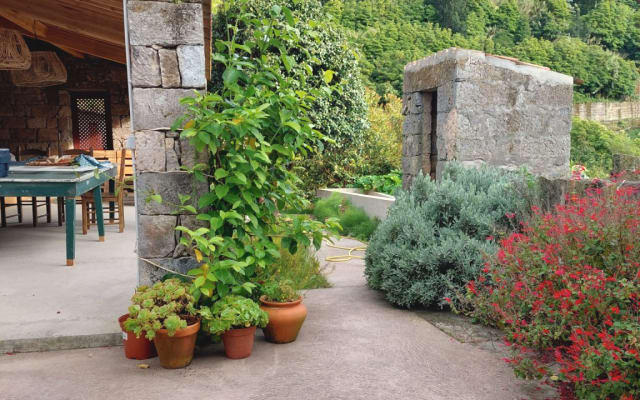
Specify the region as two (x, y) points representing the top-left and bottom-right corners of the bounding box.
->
(325, 241), (367, 262)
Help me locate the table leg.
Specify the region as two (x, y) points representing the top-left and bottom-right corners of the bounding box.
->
(93, 185), (105, 242)
(0, 197), (6, 228)
(108, 179), (115, 223)
(65, 197), (75, 266)
(57, 197), (63, 226)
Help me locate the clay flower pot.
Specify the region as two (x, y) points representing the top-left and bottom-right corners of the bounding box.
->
(221, 326), (256, 359)
(153, 319), (200, 369)
(259, 295), (307, 344)
(118, 314), (156, 360)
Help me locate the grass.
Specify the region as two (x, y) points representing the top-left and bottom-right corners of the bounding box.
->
(277, 245), (330, 290)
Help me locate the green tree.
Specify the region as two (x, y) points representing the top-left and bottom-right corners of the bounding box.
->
(529, 0), (572, 40)
(582, 0), (634, 51)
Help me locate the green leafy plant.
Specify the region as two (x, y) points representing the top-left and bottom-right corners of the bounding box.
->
(261, 279), (300, 302)
(312, 193), (380, 241)
(364, 163), (538, 309)
(353, 170), (401, 195)
(123, 279), (197, 340)
(173, 1), (340, 304)
(199, 295), (268, 335)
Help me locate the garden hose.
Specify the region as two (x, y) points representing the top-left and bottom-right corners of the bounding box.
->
(324, 241), (367, 263)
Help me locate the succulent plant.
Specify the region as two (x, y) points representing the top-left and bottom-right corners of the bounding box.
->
(124, 279), (197, 340)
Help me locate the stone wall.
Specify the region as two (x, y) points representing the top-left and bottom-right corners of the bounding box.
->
(402, 48), (573, 188)
(573, 101), (640, 125)
(126, 0), (208, 285)
(0, 52), (129, 154)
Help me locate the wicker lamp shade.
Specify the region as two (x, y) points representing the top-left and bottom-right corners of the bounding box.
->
(0, 28), (32, 70)
(10, 51), (67, 87)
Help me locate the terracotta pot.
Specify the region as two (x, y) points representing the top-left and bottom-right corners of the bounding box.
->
(153, 319), (200, 369)
(221, 326), (256, 359)
(259, 295), (307, 344)
(118, 314), (157, 360)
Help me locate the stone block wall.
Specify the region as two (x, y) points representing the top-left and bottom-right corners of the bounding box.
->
(402, 48), (573, 188)
(0, 52), (130, 153)
(573, 101), (640, 125)
(126, 0), (208, 285)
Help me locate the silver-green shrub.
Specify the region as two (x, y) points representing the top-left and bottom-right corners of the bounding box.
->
(364, 163), (537, 309)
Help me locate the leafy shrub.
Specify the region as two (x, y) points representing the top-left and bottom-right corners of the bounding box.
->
(124, 279), (197, 340)
(199, 295), (268, 335)
(313, 193), (380, 241)
(571, 118), (640, 178)
(261, 279), (299, 302)
(463, 186), (640, 399)
(364, 163), (537, 309)
(353, 170), (401, 195)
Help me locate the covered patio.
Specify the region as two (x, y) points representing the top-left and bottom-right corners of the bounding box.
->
(0, 0), (211, 352)
(0, 204), (137, 352)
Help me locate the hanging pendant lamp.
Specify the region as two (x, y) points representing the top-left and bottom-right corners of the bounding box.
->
(10, 51), (67, 87)
(0, 28), (32, 70)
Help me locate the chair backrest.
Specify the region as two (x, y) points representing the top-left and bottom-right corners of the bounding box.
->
(63, 149), (93, 156)
(92, 149), (129, 198)
(18, 148), (47, 161)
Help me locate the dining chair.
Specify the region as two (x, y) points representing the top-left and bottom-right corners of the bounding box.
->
(56, 149), (93, 225)
(17, 148), (52, 227)
(81, 149), (126, 234)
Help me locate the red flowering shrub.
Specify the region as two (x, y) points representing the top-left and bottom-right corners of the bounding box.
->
(466, 185), (640, 399)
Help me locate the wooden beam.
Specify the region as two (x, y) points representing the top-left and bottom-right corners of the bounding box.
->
(0, 0), (124, 46)
(0, 17), (85, 59)
(0, 15), (125, 64)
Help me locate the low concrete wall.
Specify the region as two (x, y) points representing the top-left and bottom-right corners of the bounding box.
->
(316, 188), (395, 221)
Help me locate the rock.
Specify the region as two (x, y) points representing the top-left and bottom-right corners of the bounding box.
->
(158, 49), (181, 88)
(179, 137), (209, 169)
(127, 2), (204, 47)
(130, 46), (161, 87)
(134, 131), (166, 172)
(137, 215), (177, 258)
(135, 171), (207, 215)
(131, 88), (199, 130)
(165, 138), (180, 171)
(176, 45), (206, 89)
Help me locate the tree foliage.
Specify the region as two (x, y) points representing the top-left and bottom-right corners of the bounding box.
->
(324, 0), (639, 100)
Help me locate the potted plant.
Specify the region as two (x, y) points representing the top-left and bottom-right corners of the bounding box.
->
(200, 295), (268, 359)
(118, 313), (156, 360)
(124, 279), (199, 369)
(259, 279), (307, 343)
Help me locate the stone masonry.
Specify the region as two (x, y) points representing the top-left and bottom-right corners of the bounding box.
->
(402, 48), (573, 188)
(127, 0), (208, 285)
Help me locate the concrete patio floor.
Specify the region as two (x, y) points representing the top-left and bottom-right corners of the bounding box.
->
(0, 237), (556, 400)
(0, 204), (137, 352)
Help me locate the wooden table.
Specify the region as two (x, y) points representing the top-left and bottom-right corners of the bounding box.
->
(0, 164), (116, 266)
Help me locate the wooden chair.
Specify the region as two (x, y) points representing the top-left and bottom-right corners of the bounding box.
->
(62, 149), (93, 156)
(56, 149), (93, 225)
(81, 149), (126, 234)
(17, 149), (52, 227)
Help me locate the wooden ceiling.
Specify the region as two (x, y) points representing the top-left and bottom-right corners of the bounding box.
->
(0, 0), (212, 77)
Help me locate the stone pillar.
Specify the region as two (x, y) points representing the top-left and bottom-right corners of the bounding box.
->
(126, 0), (208, 285)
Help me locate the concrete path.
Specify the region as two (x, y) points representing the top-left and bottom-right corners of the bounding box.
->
(0, 238), (552, 400)
(0, 205), (137, 352)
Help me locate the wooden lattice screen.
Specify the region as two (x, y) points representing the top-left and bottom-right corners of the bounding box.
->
(71, 92), (113, 150)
